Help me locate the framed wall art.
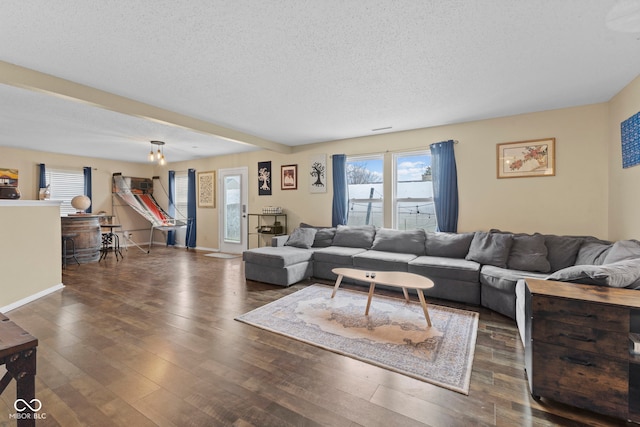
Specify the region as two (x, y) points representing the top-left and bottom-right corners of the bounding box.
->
(197, 170), (216, 208)
(281, 164), (297, 190)
(309, 154), (327, 193)
(258, 161), (272, 195)
(621, 111), (640, 169)
(497, 138), (555, 178)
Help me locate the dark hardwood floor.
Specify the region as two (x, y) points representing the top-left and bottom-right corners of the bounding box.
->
(0, 246), (630, 426)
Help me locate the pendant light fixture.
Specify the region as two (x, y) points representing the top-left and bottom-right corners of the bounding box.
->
(149, 140), (166, 165)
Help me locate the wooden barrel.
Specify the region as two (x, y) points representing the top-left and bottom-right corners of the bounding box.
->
(61, 216), (101, 263)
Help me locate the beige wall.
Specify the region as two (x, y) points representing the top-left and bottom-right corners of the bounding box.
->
(608, 74), (640, 241)
(166, 103), (610, 246)
(0, 201), (62, 311)
(0, 95), (625, 252)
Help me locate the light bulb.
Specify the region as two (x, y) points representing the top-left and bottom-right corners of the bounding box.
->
(156, 148), (162, 160)
(160, 154), (166, 166)
(148, 150), (154, 162)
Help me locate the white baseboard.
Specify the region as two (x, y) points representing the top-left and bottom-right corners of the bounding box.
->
(1, 283), (65, 314)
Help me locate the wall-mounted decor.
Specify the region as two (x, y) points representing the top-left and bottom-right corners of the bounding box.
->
(309, 154), (327, 193)
(197, 171), (216, 208)
(497, 138), (555, 178)
(0, 168), (18, 187)
(258, 161), (272, 195)
(622, 111), (640, 169)
(281, 164), (298, 190)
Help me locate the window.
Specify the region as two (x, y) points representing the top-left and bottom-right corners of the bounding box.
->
(393, 151), (436, 231)
(346, 155), (383, 227)
(45, 168), (84, 216)
(174, 172), (188, 221)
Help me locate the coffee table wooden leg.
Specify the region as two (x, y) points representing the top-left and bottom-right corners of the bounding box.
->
(331, 274), (344, 298)
(416, 289), (432, 327)
(365, 282), (376, 315)
(402, 287), (410, 302)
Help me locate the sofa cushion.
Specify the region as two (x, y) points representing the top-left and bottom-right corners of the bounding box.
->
(371, 228), (426, 255)
(603, 239), (640, 264)
(574, 241), (612, 265)
(408, 256), (480, 283)
(543, 235), (584, 272)
(352, 250), (416, 271)
(285, 227), (317, 249)
(507, 233), (550, 273)
(546, 258), (640, 288)
(480, 265), (548, 292)
(242, 246), (314, 269)
(465, 232), (513, 268)
(425, 232), (475, 259)
(313, 246), (368, 265)
(300, 222), (336, 247)
(332, 225), (376, 249)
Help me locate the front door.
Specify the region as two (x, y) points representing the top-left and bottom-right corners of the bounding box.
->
(218, 167), (248, 254)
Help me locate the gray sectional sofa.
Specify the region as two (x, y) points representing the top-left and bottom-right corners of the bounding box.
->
(242, 224), (640, 320)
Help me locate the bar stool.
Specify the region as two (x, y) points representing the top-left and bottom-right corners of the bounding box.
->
(62, 233), (80, 268)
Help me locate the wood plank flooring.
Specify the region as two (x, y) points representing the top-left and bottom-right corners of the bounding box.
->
(0, 247), (631, 426)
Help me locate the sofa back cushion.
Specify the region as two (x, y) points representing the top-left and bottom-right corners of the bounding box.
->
(574, 240), (612, 265)
(300, 222), (336, 247)
(371, 228), (426, 255)
(425, 232), (475, 258)
(332, 225), (376, 249)
(507, 233), (551, 273)
(465, 232), (513, 268)
(543, 235), (584, 271)
(603, 239), (640, 264)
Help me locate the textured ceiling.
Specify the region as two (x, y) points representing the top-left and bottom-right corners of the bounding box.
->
(0, 0), (639, 163)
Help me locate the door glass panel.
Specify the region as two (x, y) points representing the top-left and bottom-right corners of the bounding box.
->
(224, 175), (241, 243)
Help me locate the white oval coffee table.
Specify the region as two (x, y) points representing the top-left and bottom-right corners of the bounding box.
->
(331, 267), (435, 327)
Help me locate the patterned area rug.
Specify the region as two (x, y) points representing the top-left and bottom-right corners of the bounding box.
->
(236, 284), (479, 394)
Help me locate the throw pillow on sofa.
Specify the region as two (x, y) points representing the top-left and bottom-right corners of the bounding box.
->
(332, 225), (376, 249)
(466, 232), (513, 268)
(507, 233), (551, 273)
(547, 258), (640, 288)
(285, 227), (317, 249)
(574, 240), (612, 265)
(425, 232), (475, 258)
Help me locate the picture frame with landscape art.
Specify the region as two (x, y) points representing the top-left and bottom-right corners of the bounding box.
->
(197, 171), (216, 208)
(497, 138), (555, 178)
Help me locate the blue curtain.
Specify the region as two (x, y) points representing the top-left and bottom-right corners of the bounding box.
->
(83, 167), (92, 213)
(186, 169), (197, 248)
(430, 140), (459, 232)
(167, 171), (176, 245)
(331, 154), (348, 227)
(38, 164), (47, 189)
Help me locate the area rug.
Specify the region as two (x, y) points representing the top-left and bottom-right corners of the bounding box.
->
(204, 253), (240, 259)
(235, 284), (478, 394)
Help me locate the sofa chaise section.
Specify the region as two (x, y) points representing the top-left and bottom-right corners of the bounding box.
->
(243, 246), (314, 287)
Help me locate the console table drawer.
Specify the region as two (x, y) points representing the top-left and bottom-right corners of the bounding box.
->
(533, 319), (628, 357)
(533, 342), (628, 417)
(533, 296), (628, 331)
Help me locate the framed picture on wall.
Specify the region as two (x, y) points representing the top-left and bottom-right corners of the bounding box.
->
(197, 171), (216, 207)
(309, 154), (327, 193)
(497, 138), (555, 178)
(281, 164), (297, 190)
(258, 161), (272, 195)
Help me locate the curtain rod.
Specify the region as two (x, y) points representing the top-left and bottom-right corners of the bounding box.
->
(329, 141), (458, 158)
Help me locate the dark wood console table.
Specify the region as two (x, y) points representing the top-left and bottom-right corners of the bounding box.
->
(524, 278), (640, 423)
(0, 313), (38, 426)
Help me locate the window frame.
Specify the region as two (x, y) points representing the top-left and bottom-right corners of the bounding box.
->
(174, 171), (189, 221)
(45, 167), (85, 216)
(392, 150), (435, 231)
(345, 154), (384, 227)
